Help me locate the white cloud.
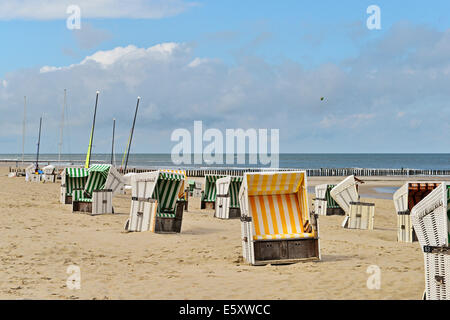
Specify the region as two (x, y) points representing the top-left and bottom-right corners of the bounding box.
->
(0, 0), (196, 20)
(2, 23), (450, 153)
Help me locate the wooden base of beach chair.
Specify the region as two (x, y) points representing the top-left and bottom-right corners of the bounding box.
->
(229, 208), (241, 219)
(205, 202), (214, 210)
(64, 195), (72, 205)
(154, 202), (184, 234)
(72, 201), (92, 213)
(252, 238), (320, 266)
(43, 174), (56, 183)
(346, 202), (375, 230)
(327, 207), (345, 216)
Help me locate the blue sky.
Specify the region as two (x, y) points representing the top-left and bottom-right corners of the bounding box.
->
(0, 0), (449, 154)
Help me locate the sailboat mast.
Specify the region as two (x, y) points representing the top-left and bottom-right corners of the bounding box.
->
(22, 96), (26, 164)
(35, 116), (42, 172)
(111, 118), (115, 166)
(124, 97), (140, 172)
(59, 89), (66, 162)
(85, 91), (99, 168)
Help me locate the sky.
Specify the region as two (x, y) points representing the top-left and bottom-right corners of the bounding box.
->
(0, 0), (449, 155)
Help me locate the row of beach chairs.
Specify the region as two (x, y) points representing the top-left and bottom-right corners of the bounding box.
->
(55, 166), (450, 299)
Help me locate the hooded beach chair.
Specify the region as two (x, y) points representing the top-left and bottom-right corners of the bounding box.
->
(330, 175), (374, 229)
(394, 182), (440, 242)
(201, 174), (226, 209)
(42, 165), (56, 183)
(314, 184), (344, 216)
(125, 170), (185, 233)
(411, 183), (450, 300)
(26, 164), (41, 182)
(60, 167), (88, 204)
(239, 171), (320, 265)
(161, 169), (188, 210)
(215, 176), (243, 219)
(72, 164), (125, 215)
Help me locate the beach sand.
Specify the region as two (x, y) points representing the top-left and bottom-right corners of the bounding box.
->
(1, 167), (448, 300)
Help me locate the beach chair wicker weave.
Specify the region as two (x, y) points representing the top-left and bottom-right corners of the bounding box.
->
(215, 176), (243, 219)
(411, 183), (450, 300)
(330, 175), (375, 229)
(239, 171), (320, 265)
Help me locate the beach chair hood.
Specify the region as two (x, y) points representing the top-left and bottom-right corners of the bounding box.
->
(330, 175), (360, 214)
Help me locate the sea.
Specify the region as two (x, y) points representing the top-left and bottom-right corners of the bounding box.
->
(1, 153), (449, 170)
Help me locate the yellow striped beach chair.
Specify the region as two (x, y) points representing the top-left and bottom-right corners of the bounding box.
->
(72, 164), (125, 215)
(411, 183), (450, 300)
(239, 171), (320, 265)
(125, 170), (186, 233)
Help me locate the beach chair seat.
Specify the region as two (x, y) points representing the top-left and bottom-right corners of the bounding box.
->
(394, 182), (440, 242)
(60, 167), (88, 204)
(314, 184), (344, 216)
(201, 174), (226, 209)
(215, 176), (243, 219)
(125, 171), (185, 233)
(239, 171), (320, 265)
(72, 164), (124, 215)
(411, 183), (450, 300)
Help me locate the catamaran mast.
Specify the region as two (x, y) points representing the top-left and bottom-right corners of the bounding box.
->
(22, 96), (26, 164)
(123, 97), (140, 172)
(85, 91), (99, 168)
(58, 89), (66, 162)
(35, 116), (42, 172)
(111, 118), (115, 166)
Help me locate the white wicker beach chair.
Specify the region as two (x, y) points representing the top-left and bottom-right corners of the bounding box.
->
(394, 182), (440, 242)
(411, 183), (450, 300)
(215, 176), (243, 219)
(125, 170), (185, 233)
(330, 175), (375, 229)
(239, 171), (320, 265)
(42, 165), (56, 183)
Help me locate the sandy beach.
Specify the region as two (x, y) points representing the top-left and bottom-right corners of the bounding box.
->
(1, 166), (449, 300)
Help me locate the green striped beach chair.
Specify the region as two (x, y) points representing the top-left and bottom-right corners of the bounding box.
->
(314, 184), (344, 216)
(125, 170), (185, 233)
(60, 167), (88, 204)
(72, 164), (125, 215)
(215, 176), (243, 219)
(201, 174), (226, 210)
